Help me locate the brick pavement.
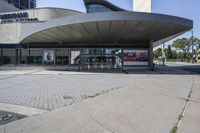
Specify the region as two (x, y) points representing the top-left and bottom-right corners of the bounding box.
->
(0, 72), (138, 110)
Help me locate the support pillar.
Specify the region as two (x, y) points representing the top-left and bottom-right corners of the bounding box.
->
(28, 48), (30, 65)
(0, 48), (2, 66)
(149, 40), (154, 71)
(16, 49), (18, 65)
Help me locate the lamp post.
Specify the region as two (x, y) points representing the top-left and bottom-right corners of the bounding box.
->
(191, 29), (194, 63)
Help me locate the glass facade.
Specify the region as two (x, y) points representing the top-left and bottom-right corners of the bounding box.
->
(16, 48), (28, 64)
(86, 4), (112, 13)
(0, 48), (149, 69)
(81, 48), (122, 69)
(8, 0), (36, 9)
(2, 49), (16, 65)
(55, 49), (69, 65)
(28, 49), (43, 65)
(0, 48), (123, 69)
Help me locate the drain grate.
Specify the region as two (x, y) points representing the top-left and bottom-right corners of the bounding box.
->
(0, 110), (27, 125)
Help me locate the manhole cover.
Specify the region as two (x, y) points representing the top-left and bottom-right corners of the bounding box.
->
(0, 110), (27, 125)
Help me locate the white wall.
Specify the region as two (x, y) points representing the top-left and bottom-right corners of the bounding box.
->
(133, 0), (152, 13)
(0, 23), (21, 43)
(0, 8), (83, 44)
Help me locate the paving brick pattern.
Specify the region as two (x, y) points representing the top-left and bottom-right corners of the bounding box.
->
(0, 73), (135, 110)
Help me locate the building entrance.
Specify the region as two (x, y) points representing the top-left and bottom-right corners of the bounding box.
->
(81, 48), (122, 69)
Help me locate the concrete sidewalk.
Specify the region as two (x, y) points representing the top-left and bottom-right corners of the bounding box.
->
(0, 68), (198, 133)
(178, 75), (200, 133)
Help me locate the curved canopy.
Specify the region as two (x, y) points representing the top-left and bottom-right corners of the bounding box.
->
(20, 11), (193, 46)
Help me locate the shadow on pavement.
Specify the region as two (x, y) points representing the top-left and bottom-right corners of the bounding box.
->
(0, 63), (199, 75)
(47, 65), (200, 75)
(154, 64), (200, 75)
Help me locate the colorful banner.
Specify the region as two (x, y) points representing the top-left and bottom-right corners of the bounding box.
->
(123, 50), (148, 65)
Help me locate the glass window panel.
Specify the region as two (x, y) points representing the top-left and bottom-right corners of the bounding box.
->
(71, 51), (80, 65)
(87, 4), (112, 13)
(19, 49), (28, 64)
(28, 49), (43, 65)
(56, 49), (69, 65)
(83, 48), (89, 55)
(2, 49), (16, 65)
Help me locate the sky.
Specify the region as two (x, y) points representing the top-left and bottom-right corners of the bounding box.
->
(37, 0), (200, 45)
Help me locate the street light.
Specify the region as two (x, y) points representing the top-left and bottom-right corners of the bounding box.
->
(191, 29), (194, 63)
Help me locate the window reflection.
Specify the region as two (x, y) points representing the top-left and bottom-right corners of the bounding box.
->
(87, 4), (112, 13)
(82, 48), (122, 69)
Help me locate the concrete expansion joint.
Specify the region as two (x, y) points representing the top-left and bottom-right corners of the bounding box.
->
(64, 86), (125, 133)
(189, 99), (200, 104)
(75, 108), (115, 133)
(170, 74), (195, 133)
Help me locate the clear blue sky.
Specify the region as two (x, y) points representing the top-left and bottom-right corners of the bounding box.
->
(37, 0), (200, 42)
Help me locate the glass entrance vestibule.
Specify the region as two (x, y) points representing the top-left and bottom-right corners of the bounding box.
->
(0, 47), (149, 69)
(82, 48), (122, 69)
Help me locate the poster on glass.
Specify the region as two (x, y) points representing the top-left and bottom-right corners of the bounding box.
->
(71, 51), (80, 65)
(123, 50), (148, 65)
(43, 50), (55, 65)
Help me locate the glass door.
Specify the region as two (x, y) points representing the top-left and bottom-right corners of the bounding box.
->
(81, 48), (122, 69)
(55, 49), (69, 66)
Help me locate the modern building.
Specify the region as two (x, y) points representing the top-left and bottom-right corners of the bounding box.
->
(0, 0), (36, 13)
(0, 0), (193, 70)
(8, 0), (36, 9)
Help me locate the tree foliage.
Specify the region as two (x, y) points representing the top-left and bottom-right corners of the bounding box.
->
(172, 38), (190, 60)
(192, 37), (200, 50)
(154, 36), (200, 62)
(153, 48), (162, 58)
(172, 38), (190, 53)
(165, 45), (173, 59)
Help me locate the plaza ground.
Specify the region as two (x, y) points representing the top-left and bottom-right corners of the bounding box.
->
(0, 63), (199, 133)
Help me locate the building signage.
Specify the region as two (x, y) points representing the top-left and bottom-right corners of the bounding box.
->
(0, 12), (38, 23)
(123, 50), (148, 65)
(0, 12), (28, 20)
